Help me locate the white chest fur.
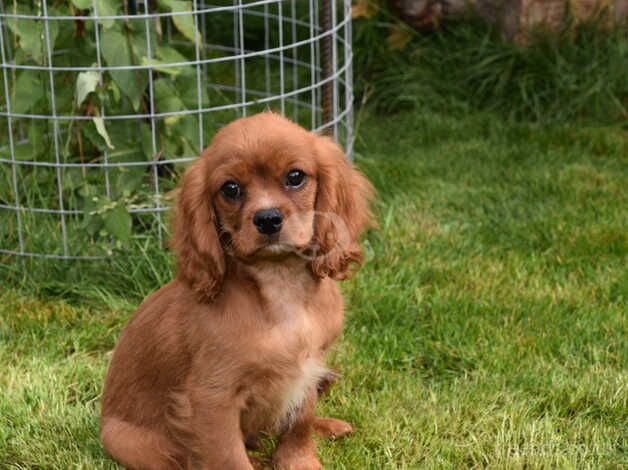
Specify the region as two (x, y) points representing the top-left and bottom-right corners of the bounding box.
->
(277, 357), (328, 428)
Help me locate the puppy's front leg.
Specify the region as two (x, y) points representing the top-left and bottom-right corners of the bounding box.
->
(273, 390), (322, 470)
(186, 391), (253, 470)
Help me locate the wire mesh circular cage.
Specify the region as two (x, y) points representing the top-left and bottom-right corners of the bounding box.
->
(0, 0), (353, 260)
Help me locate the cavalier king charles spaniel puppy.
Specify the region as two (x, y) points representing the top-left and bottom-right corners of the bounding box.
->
(100, 112), (374, 470)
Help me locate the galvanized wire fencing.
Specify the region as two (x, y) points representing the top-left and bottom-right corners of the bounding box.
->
(0, 0), (353, 259)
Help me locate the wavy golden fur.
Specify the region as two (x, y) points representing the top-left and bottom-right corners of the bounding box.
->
(101, 112), (374, 469)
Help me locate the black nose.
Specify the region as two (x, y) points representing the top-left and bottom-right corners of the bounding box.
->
(253, 208), (283, 235)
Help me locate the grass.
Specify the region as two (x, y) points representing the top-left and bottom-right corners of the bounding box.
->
(1, 21), (627, 470)
(353, 16), (627, 124)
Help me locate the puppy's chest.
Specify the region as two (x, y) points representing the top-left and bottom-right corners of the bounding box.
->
(244, 268), (328, 431)
(261, 287), (323, 379)
(244, 304), (327, 432)
(257, 267), (325, 351)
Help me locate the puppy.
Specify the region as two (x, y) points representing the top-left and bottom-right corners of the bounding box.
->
(100, 112), (374, 470)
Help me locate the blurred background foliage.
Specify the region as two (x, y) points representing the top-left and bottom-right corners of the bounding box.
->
(352, 0), (627, 124)
(0, 0), (625, 256)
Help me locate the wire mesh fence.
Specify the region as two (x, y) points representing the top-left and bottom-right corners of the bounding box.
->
(0, 0), (353, 260)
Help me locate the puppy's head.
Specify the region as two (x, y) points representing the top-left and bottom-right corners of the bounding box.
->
(173, 112), (374, 302)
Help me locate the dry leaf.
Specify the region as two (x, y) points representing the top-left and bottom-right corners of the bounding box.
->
(352, 0), (375, 19)
(387, 28), (413, 50)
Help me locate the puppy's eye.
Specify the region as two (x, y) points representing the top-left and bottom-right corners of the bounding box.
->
(220, 181), (242, 200)
(285, 169), (306, 189)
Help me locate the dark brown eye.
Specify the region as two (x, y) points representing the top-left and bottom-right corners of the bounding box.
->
(220, 180), (242, 200)
(285, 169), (306, 189)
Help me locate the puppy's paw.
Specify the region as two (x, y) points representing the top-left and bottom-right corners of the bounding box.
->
(313, 417), (353, 440)
(273, 447), (322, 470)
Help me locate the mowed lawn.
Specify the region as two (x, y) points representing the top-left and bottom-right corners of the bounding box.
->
(0, 107), (626, 468)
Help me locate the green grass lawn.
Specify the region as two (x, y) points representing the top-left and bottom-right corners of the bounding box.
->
(1, 103), (626, 468)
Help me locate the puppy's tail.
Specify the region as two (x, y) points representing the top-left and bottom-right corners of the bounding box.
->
(101, 417), (183, 470)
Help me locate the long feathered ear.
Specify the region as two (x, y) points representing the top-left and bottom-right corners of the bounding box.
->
(311, 136), (375, 280)
(172, 156), (225, 302)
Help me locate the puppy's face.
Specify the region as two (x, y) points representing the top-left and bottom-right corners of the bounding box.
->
(173, 112), (374, 301)
(209, 125), (318, 260)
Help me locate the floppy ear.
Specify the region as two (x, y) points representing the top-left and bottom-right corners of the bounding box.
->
(311, 136), (375, 280)
(172, 156), (225, 302)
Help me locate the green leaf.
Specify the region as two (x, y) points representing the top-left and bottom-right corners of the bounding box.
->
(156, 46), (189, 64)
(177, 73), (209, 108)
(83, 211), (104, 237)
(153, 79), (187, 125)
(104, 203), (132, 242)
(140, 57), (182, 76)
(108, 80), (121, 103)
(76, 70), (100, 107)
(82, 119), (108, 152)
(10, 20), (43, 63)
(5, 5), (60, 65)
(180, 134), (198, 157)
(62, 168), (86, 193)
(1, 142), (37, 161)
(140, 45), (192, 76)
(101, 27), (147, 111)
(115, 167), (145, 198)
(140, 124), (156, 161)
(7, 21), (39, 64)
(92, 115), (115, 150)
(53, 76), (75, 115)
(163, 129), (180, 157)
(174, 116), (201, 154)
(94, 0), (118, 30)
(158, 0), (201, 46)
(71, 0), (92, 9)
(78, 184), (98, 199)
(13, 72), (45, 114)
(44, 11), (60, 53)
(28, 120), (47, 158)
(127, 25), (158, 63)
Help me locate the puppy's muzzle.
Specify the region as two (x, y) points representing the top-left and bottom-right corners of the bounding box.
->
(253, 208), (283, 235)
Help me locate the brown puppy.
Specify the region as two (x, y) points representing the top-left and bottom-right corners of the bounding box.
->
(100, 112), (374, 470)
